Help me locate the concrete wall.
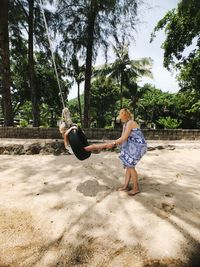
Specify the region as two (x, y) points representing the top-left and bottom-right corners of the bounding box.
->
(1, 127), (200, 140)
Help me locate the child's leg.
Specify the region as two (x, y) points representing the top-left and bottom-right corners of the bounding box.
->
(118, 168), (131, 191)
(128, 167), (140, 195)
(84, 143), (107, 151)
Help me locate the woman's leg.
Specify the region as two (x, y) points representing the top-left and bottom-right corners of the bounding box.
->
(128, 167), (140, 195)
(118, 168), (131, 191)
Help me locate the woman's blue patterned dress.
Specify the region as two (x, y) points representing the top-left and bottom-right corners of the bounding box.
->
(119, 127), (147, 168)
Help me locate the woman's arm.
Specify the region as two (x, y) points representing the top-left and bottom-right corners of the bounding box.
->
(113, 120), (138, 145)
(85, 121), (137, 151)
(85, 121), (138, 151)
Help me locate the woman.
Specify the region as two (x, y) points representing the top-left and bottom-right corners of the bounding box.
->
(107, 108), (147, 196)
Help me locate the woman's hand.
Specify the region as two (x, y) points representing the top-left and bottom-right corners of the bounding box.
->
(106, 142), (116, 149)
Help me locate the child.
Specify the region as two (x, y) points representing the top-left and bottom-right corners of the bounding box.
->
(59, 107), (111, 151)
(59, 124), (109, 151)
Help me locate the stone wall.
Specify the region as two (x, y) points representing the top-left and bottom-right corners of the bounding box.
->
(0, 127), (200, 140)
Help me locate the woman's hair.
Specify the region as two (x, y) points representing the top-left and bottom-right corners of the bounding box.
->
(119, 108), (132, 120)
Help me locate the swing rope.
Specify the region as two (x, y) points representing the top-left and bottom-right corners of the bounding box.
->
(39, 0), (65, 109)
(39, 0), (73, 127)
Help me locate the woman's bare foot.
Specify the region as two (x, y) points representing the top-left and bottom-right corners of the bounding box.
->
(117, 185), (129, 191)
(127, 190), (140, 196)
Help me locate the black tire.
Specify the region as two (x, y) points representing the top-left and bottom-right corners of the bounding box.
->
(68, 127), (91, 160)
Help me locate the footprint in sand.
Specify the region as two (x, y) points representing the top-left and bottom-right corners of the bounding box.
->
(165, 192), (173, 198)
(161, 202), (175, 212)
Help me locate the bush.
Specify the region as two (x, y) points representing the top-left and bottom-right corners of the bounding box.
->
(157, 116), (182, 129)
(20, 119), (28, 127)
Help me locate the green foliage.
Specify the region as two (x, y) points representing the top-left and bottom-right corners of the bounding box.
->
(68, 95), (84, 125)
(177, 50), (200, 93)
(19, 119), (28, 127)
(187, 100), (200, 113)
(10, 39), (30, 116)
(11, 49), (69, 124)
(151, 0), (200, 69)
(6, 1), (67, 126)
(151, 0), (200, 96)
(137, 84), (171, 126)
(137, 84), (200, 129)
(34, 51), (69, 117)
(90, 77), (120, 128)
(68, 83), (200, 129)
(17, 101), (32, 123)
(16, 100), (61, 127)
(56, 0), (140, 61)
(157, 116), (182, 129)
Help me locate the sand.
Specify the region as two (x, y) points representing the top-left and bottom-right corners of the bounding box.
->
(0, 140), (200, 267)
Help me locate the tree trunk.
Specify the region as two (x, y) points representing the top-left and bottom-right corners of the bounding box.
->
(28, 0), (39, 126)
(83, 1), (97, 128)
(120, 74), (123, 109)
(77, 82), (83, 127)
(120, 69), (124, 109)
(0, 0), (13, 126)
(132, 96), (136, 120)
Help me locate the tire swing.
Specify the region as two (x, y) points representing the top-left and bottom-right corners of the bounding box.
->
(68, 127), (91, 161)
(61, 108), (91, 161)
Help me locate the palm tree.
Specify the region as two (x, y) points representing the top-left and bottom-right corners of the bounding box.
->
(0, 0), (13, 126)
(94, 38), (153, 108)
(123, 81), (150, 120)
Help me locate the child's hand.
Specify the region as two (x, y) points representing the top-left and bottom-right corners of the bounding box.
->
(65, 126), (77, 135)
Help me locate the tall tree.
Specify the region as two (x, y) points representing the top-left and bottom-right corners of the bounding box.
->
(56, 0), (140, 127)
(83, 0), (97, 128)
(28, 0), (40, 126)
(0, 0), (13, 126)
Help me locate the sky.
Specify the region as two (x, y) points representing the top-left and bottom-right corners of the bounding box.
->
(68, 0), (180, 100)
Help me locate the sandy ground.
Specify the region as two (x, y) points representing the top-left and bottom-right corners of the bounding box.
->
(0, 140), (200, 267)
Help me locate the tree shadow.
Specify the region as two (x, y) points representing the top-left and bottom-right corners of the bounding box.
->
(1, 150), (200, 266)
